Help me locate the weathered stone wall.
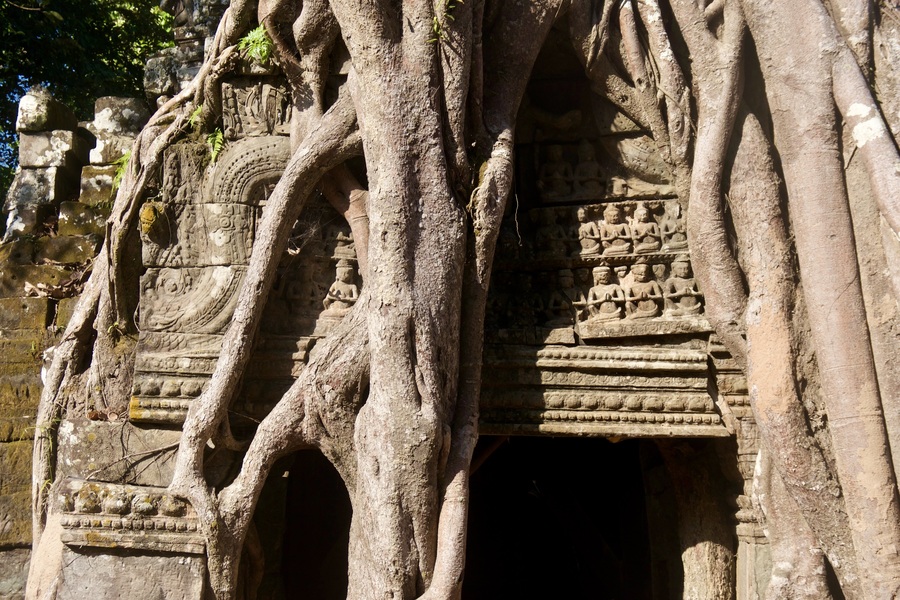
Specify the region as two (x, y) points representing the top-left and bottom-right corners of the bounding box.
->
(0, 91), (147, 598)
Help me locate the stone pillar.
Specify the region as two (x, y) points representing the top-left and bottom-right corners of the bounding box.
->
(709, 336), (771, 600)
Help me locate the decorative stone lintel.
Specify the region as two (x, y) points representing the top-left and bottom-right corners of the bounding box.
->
(57, 478), (203, 555)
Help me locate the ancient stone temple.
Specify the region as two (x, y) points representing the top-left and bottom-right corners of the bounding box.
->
(0, 4), (777, 599)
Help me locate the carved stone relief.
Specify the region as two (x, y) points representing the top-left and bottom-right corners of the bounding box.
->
(131, 132), (362, 424)
(58, 478), (203, 554)
(221, 78), (292, 140)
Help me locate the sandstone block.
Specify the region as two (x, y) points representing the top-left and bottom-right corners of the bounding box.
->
(0, 548), (30, 600)
(78, 165), (117, 206)
(57, 419), (182, 487)
(0, 298), (50, 330)
(18, 130), (91, 170)
(2, 204), (56, 239)
(0, 239), (36, 265)
(0, 265), (68, 298)
(93, 97), (150, 135)
(55, 297), (78, 329)
(88, 133), (134, 166)
(0, 490), (32, 545)
(144, 51), (176, 97)
(0, 370), (41, 422)
(58, 202), (108, 236)
(5, 166), (79, 210)
(0, 440), (32, 496)
(15, 89), (78, 133)
(35, 235), (101, 265)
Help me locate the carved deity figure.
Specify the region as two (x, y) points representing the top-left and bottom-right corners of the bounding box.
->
(536, 208), (569, 257)
(664, 258), (702, 316)
(631, 202), (662, 253)
(575, 207), (601, 256)
(538, 145), (573, 199)
(545, 269), (584, 327)
(626, 263), (663, 319)
(323, 261), (360, 314)
(600, 204), (632, 256)
(574, 140), (605, 197)
(586, 266), (625, 321)
(661, 201), (688, 251)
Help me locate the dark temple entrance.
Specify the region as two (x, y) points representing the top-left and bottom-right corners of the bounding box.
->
(274, 437), (683, 600)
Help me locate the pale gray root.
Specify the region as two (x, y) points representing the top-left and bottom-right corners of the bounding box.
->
(825, 0), (873, 70)
(568, 6), (652, 132)
(620, 1), (676, 166)
(332, 0), (468, 590)
(260, 0), (339, 148)
(755, 452), (834, 600)
(832, 46), (900, 238)
(657, 440), (736, 600)
(742, 0), (900, 594)
(419, 2), (565, 596)
(727, 109), (861, 594)
(669, 0), (749, 368)
(319, 164), (370, 276)
(635, 0), (693, 174)
(188, 303), (370, 600)
(168, 90), (360, 501)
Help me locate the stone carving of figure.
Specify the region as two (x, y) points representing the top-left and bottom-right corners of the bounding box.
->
(599, 204), (632, 256)
(323, 261), (359, 314)
(574, 140), (605, 197)
(664, 258), (703, 316)
(575, 207), (601, 256)
(661, 201), (688, 251)
(545, 269), (584, 327)
(631, 202), (662, 254)
(538, 145), (573, 200)
(586, 266), (625, 321)
(536, 208), (569, 257)
(625, 263), (663, 319)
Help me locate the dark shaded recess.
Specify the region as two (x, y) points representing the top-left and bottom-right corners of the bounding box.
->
(274, 438), (681, 599)
(280, 450), (352, 600)
(463, 437), (657, 600)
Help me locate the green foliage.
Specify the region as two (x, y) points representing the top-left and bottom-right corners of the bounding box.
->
(0, 0), (173, 195)
(206, 129), (224, 163)
(428, 0), (463, 43)
(238, 25), (274, 66)
(111, 149), (131, 192)
(188, 104), (203, 130)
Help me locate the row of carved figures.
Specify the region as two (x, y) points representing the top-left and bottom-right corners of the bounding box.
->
(488, 258), (702, 329)
(525, 201), (687, 260)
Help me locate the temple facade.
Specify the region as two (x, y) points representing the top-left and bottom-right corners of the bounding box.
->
(0, 4), (771, 598)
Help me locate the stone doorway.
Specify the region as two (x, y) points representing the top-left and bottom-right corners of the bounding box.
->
(271, 437), (690, 600)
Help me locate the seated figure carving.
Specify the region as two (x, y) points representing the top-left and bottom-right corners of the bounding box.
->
(660, 201), (688, 251)
(585, 266), (625, 321)
(631, 202), (662, 253)
(599, 204), (632, 256)
(575, 207), (601, 256)
(663, 258), (703, 316)
(573, 140), (605, 198)
(625, 263), (663, 319)
(536, 208), (569, 257)
(322, 260), (360, 314)
(538, 145), (573, 200)
(545, 269), (584, 327)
